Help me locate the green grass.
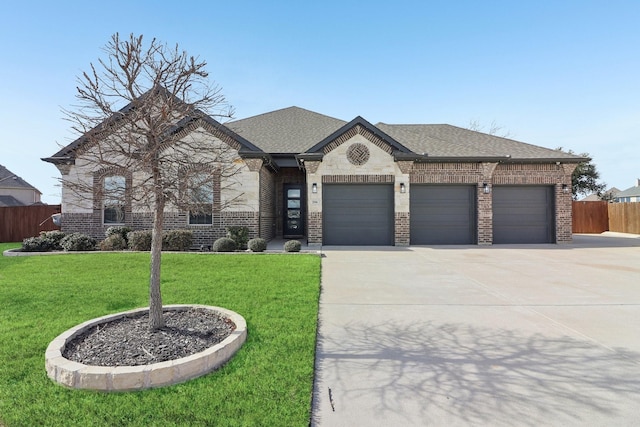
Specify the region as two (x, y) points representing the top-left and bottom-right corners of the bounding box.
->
(0, 243), (321, 427)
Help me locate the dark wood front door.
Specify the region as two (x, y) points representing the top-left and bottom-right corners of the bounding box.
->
(283, 184), (304, 237)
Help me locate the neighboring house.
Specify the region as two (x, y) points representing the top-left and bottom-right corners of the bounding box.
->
(581, 187), (620, 202)
(0, 164), (43, 206)
(43, 102), (586, 246)
(614, 179), (640, 202)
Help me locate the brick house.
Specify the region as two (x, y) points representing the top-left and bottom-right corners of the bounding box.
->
(43, 104), (585, 246)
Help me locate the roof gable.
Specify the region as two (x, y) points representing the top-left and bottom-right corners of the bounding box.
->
(43, 87), (263, 165)
(0, 164), (40, 192)
(306, 116), (412, 156)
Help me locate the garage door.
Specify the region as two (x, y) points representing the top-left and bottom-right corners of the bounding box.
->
(410, 185), (476, 244)
(493, 186), (555, 244)
(323, 184), (394, 245)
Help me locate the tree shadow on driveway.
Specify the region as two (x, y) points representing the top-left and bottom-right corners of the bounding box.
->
(313, 320), (640, 426)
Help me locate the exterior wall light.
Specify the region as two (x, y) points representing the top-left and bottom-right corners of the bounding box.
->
(562, 183), (570, 193)
(312, 183), (317, 194)
(483, 183), (491, 194)
(400, 183), (406, 193)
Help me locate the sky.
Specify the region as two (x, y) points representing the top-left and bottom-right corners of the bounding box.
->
(1, 0), (638, 204)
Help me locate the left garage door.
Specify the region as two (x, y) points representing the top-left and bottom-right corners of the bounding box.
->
(323, 184), (394, 245)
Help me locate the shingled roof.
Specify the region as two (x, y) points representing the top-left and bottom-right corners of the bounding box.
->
(376, 123), (584, 162)
(229, 107), (585, 163)
(228, 107), (347, 153)
(0, 164), (41, 192)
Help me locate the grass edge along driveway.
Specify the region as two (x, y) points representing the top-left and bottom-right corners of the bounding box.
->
(0, 243), (321, 427)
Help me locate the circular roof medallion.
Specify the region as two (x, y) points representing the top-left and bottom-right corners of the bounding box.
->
(346, 143), (370, 166)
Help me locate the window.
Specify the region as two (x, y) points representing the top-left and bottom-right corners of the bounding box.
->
(188, 173), (214, 225)
(103, 175), (126, 224)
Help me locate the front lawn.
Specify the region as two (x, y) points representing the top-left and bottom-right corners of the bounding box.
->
(0, 243), (321, 427)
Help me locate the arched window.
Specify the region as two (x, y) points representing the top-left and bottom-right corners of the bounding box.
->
(103, 175), (126, 224)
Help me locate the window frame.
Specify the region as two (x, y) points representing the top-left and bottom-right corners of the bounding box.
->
(103, 175), (127, 225)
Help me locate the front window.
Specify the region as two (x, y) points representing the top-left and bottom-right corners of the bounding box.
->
(103, 175), (126, 224)
(188, 173), (214, 225)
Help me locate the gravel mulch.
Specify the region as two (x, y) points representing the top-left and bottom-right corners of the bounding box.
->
(63, 308), (236, 366)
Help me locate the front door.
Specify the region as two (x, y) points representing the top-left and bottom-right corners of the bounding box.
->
(284, 184), (304, 237)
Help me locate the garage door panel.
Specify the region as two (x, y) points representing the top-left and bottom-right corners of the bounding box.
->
(493, 186), (554, 244)
(410, 185), (476, 245)
(323, 184), (394, 245)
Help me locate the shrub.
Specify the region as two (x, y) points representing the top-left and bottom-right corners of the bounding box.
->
(60, 233), (97, 251)
(99, 234), (128, 251)
(21, 236), (51, 252)
(127, 230), (152, 251)
(248, 238), (267, 252)
(105, 226), (132, 242)
(226, 226), (249, 250)
(40, 230), (66, 250)
(162, 229), (193, 251)
(212, 237), (237, 252)
(284, 240), (302, 252)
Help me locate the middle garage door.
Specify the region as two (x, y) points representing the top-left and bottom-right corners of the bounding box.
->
(323, 184), (394, 245)
(410, 185), (477, 244)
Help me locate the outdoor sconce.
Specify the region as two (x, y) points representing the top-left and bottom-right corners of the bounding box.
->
(312, 183), (317, 193)
(562, 184), (570, 194)
(483, 183), (491, 194)
(400, 183), (406, 193)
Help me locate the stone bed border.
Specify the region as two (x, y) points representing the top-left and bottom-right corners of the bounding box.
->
(45, 304), (247, 392)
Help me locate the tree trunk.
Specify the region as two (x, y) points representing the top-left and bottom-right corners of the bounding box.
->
(149, 192), (165, 331)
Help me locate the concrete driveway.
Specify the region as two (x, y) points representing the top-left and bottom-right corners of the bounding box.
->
(311, 233), (640, 427)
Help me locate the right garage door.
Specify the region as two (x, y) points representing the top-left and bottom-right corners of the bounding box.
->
(493, 186), (555, 244)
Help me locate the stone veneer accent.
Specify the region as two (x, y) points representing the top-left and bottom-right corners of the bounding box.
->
(45, 305), (247, 392)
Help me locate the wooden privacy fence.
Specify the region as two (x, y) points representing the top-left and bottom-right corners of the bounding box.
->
(573, 201), (640, 235)
(608, 202), (640, 234)
(572, 201), (609, 233)
(0, 205), (61, 243)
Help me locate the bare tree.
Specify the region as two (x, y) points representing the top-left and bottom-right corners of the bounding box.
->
(467, 119), (513, 138)
(62, 33), (242, 330)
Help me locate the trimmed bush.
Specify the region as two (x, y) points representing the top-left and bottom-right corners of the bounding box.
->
(60, 233), (97, 252)
(284, 240), (302, 253)
(21, 236), (52, 252)
(226, 226), (250, 250)
(21, 231), (68, 252)
(99, 234), (128, 251)
(212, 237), (237, 252)
(40, 230), (66, 250)
(127, 230), (152, 251)
(105, 226), (132, 242)
(162, 229), (193, 251)
(248, 238), (267, 252)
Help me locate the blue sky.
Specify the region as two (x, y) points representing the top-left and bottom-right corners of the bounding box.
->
(1, 0), (638, 203)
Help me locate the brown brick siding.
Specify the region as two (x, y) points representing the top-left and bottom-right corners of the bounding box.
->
(62, 210), (259, 249)
(259, 167), (276, 241)
(395, 212), (410, 246)
(308, 211), (322, 244)
(409, 162), (573, 244)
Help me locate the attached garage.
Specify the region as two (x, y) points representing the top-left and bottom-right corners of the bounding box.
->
(493, 186), (555, 244)
(323, 184), (394, 245)
(410, 185), (477, 244)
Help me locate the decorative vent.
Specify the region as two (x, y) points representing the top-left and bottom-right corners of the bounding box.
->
(346, 143), (370, 166)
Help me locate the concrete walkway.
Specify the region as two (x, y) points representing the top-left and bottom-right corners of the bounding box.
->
(311, 233), (640, 426)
